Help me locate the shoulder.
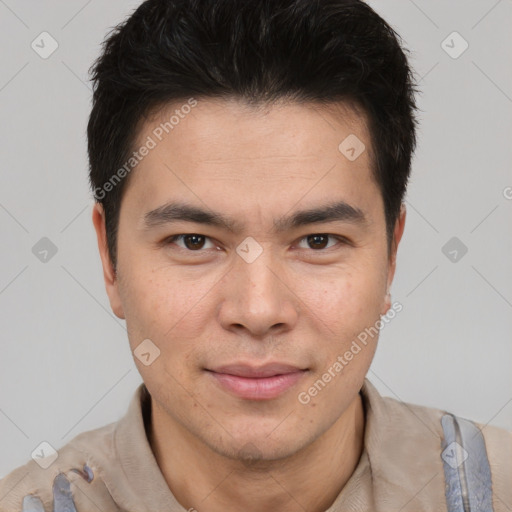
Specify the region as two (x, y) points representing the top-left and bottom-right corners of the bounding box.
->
(0, 421), (118, 512)
(377, 382), (512, 461)
(363, 378), (512, 450)
(362, 379), (512, 509)
(476, 419), (512, 507)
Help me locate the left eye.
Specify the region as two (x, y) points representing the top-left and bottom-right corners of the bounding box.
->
(297, 234), (342, 250)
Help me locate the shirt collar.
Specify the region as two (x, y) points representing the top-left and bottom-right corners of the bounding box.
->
(112, 382), (184, 511)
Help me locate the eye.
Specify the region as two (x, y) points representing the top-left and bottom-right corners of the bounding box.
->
(297, 234), (346, 250)
(166, 234), (217, 251)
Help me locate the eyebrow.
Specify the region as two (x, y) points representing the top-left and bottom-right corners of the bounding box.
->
(142, 200), (369, 233)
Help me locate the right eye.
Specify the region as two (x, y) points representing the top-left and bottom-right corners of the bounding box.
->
(165, 234), (218, 251)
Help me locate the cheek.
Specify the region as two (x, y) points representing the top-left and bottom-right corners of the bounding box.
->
(119, 265), (217, 356)
(295, 264), (385, 330)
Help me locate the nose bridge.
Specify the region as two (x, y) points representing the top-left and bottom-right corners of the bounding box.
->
(219, 242), (297, 334)
(236, 244), (282, 306)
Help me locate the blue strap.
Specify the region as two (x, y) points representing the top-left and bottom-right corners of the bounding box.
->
(52, 473), (78, 512)
(21, 473), (78, 512)
(441, 413), (494, 512)
(21, 495), (45, 512)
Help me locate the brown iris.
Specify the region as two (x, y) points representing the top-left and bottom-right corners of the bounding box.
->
(307, 234), (329, 249)
(183, 234), (206, 250)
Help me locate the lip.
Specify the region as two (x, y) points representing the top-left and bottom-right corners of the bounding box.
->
(210, 362), (305, 378)
(206, 363), (308, 400)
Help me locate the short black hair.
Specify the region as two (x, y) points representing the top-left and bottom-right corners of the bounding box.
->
(87, 0), (419, 270)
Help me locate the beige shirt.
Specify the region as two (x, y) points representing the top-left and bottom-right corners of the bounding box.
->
(1, 378), (510, 511)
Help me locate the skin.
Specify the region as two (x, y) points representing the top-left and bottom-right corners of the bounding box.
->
(92, 97), (406, 512)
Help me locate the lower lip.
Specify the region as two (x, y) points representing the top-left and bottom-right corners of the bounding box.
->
(207, 370), (307, 400)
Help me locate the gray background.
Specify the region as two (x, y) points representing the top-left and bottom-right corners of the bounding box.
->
(1, 0), (511, 479)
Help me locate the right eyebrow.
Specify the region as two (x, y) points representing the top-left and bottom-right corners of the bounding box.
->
(143, 202), (242, 232)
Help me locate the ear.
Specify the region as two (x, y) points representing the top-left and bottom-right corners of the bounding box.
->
(92, 203), (125, 319)
(380, 203), (406, 316)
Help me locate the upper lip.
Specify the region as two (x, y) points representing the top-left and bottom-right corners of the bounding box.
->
(208, 363), (306, 378)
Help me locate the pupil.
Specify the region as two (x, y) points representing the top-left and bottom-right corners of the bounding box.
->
(308, 234), (328, 249)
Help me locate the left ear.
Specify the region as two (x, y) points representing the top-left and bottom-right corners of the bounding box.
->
(380, 203), (406, 316)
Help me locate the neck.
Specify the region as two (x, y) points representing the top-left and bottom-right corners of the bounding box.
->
(149, 393), (365, 512)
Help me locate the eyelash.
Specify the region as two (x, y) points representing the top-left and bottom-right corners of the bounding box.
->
(164, 234), (350, 252)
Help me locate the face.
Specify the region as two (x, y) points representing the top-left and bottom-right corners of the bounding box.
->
(93, 97), (405, 463)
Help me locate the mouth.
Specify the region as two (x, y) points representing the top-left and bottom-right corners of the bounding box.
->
(205, 363), (309, 401)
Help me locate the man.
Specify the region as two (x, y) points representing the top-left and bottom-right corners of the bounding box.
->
(1, 0), (510, 511)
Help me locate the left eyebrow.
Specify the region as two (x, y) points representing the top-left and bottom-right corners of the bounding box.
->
(142, 199), (369, 233)
(273, 200), (369, 233)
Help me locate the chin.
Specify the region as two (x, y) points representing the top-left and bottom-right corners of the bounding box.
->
(205, 427), (309, 465)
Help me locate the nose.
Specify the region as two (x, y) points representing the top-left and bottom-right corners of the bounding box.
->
(217, 247), (299, 338)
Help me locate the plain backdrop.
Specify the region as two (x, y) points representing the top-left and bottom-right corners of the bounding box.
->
(1, 0), (511, 479)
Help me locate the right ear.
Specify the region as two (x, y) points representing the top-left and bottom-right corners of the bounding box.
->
(92, 203), (125, 319)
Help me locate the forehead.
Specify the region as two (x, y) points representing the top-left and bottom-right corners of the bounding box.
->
(139, 97), (372, 162)
(122, 97), (380, 223)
